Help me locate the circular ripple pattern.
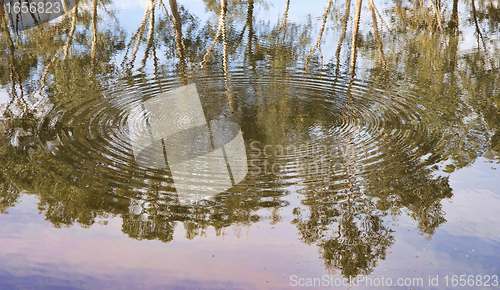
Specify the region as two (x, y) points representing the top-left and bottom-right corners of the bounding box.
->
(35, 68), (443, 201)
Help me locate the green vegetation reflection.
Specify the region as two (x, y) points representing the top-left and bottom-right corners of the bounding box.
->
(1, 0), (499, 278)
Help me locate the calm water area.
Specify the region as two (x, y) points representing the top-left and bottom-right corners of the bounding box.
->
(0, 0), (499, 288)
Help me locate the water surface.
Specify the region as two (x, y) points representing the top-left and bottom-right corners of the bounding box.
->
(1, 0), (499, 288)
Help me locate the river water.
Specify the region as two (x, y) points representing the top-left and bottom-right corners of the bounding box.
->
(0, 0), (499, 288)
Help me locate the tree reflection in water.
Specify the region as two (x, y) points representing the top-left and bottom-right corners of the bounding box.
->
(0, 0), (499, 278)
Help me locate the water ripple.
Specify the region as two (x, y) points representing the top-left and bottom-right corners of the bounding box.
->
(33, 68), (442, 202)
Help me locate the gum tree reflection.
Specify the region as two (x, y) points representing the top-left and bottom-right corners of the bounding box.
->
(292, 180), (395, 276)
(0, 0), (499, 278)
(374, 1), (500, 169)
(286, 90), (453, 277)
(0, 0), (127, 226)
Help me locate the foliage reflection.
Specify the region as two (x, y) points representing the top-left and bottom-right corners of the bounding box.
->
(0, 0), (499, 278)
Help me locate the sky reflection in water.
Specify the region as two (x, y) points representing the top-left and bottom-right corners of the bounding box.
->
(0, 0), (499, 288)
